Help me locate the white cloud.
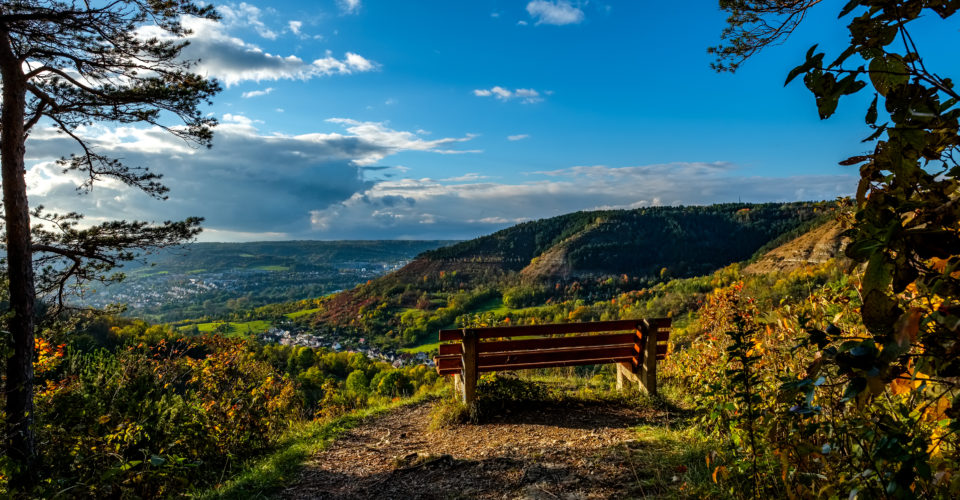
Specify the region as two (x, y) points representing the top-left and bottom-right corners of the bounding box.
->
(339, 0), (361, 14)
(307, 162), (855, 239)
(517, 20), (529, 26)
(218, 2), (278, 39)
(288, 20), (302, 35)
(507, 134), (530, 141)
(441, 173), (489, 182)
(241, 87), (274, 98)
(139, 17), (377, 86)
(473, 86), (545, 104)
(526, 1), (585, 26)
(25, 117), (478, 240)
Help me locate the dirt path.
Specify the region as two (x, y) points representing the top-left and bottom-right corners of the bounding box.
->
(283, 399), (683, 499)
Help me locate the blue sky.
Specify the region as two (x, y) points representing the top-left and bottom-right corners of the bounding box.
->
(24, 1), (959, 240)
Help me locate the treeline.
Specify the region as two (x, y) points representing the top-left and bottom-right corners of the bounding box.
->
(123, 240), (456, 275)
(421, 202), (830, 278)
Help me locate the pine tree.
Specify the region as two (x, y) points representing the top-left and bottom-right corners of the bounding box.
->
(0, 1), (220, 486)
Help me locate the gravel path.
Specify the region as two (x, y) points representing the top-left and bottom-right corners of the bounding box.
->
(283, 398), (675, 499)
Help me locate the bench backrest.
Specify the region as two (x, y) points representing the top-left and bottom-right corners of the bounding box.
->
(433, 318), (671, 376)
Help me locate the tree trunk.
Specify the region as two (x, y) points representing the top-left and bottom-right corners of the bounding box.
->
(0, 27), (38, 486)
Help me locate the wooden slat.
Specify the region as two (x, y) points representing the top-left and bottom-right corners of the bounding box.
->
(438, 345), (633, 371)
(633, 344), (669, 356)
(438, 353), (665, 375)
(657, 331), (670, 341)
(438, 355), (634, 375)
(481, 354), (636, 372)
(478, 345), (635, 368)
(436, 356), (462, 371)
(477, 332), (635, 354)
(438, 343), (462, 355)
(438, 318), (671, 341)
(442, 331), (663, 352)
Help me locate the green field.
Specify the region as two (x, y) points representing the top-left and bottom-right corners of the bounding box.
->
(178, 320), (272, 337)
(398, 341), (440, 354)
(129, 269), (169, 278)
(471, 296), (510, 315)
(255, 265), (291, 272)
(286, 307), (321, 319)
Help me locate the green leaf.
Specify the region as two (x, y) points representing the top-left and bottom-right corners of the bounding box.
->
(869, 54), (910, 96)
(866, 94), (878, 124)
(785, 45), (821, 86)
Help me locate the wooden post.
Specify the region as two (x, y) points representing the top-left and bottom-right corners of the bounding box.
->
(460, 329), (479, 412)
(640, 319), (657, 395)
(616, 361), (641, 392)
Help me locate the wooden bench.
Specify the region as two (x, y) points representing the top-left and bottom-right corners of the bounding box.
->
(433, 318), (671, 406)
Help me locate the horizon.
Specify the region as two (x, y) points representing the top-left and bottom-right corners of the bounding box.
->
(183, 199), (830, 243)
(23, 1), (958, 241)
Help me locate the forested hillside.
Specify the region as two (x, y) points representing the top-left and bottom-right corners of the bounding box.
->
(304, 202), (834, 347)
(421, 202), (828, 279)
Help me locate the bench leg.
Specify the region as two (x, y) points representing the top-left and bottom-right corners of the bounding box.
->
(640, 321), (658, 396)
(617, 362), (641, 392)
(460, 329), (479, 417)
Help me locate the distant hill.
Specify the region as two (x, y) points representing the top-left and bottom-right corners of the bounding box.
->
(310, 202), (835, 341)
(124, 240), (458, 274)
(81, 240), (457, 321)
(406, 202), (831, 282)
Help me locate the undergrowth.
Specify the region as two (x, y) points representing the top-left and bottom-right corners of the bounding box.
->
(195, 390), (440, 499)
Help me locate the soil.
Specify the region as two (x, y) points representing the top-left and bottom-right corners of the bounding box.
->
(743, 219), (849, 275)
(283, 399), (679, 499)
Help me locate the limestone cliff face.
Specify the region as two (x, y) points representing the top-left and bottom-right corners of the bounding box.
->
(744, 220), (849, 275)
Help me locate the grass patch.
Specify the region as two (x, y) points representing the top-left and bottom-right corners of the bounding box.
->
(195, 393), (437, 499)
(129, 269), (169, 278)
(254, 265), (290, 272)
(178, 320), (272, 337)
(469, 296), (510, 315)
(285, 308), (321, 320)
(620, 423), (719, 497)
(398, 341), (440, 355)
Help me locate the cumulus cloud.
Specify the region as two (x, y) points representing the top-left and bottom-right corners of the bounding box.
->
(25, 117), (478, 240)
(139, 17), (376, 86)
(526, 1), (585, 26)
(307, 162), (855, 239)
(473, 86), (545, 104)
(507, 134), (530, 141)
(339, 0), (361, 14)
(288, 20), (302, 35)
(241, 87), (274, 98)
(218, 2), (278, 39)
